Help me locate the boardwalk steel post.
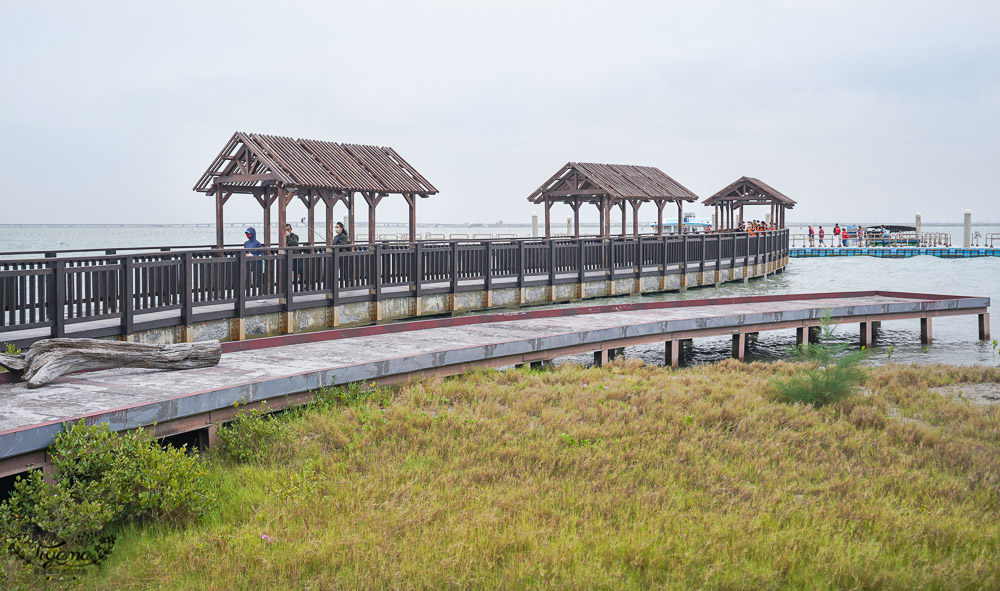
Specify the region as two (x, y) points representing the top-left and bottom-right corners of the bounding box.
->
(450, 241), (459, 310)
(860, 322), (873, 348)
(47, 260), (66, 339)
(180, 253), (193, 341)
(120, 256), (133, 338)
(484, 241), (493, 307)
(413, 243), (423, 298)
(232, 252), (247, 341)
(549, 239), (557, 301)
(732, 332), (746, 361)
(517, 240), (525, 303)
(665, 340), (680, 368)
(594, 349), (609, 367)
(920, 317), (933, 344)
(980, 313), (990, 340)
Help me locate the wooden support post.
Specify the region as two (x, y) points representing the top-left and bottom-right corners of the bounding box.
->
(632, 199), (640, 236)
(920, 317), (932, 344)
(980, 313), (991, 340)
(656, 201), (665, 237)
(860, 322), (873, 348)
(325, 194), (335, 246)
(677, 201), (684, 235)
(544, 199), (552, 239)
(407, 194), (417, 243)
(620, 201), (627, 236)
(306, 192), (316, 246)
(215, 186), (225, 248)
(277, 188), (288, 248)
(347, 192), (356, 245)
(665, 340), (680, 368)
(574, 200), (582, 237)
(594, 349), (609, 367)
(731, 332), (746, 361)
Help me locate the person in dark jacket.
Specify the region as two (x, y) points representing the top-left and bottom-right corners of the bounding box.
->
(333, 222), (351, 245)
(285, 224), (300, 247)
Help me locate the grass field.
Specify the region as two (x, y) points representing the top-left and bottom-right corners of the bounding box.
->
(5, 360), (1000, 590)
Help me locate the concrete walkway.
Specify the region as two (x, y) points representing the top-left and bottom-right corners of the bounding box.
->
(0, 292), (989, 474)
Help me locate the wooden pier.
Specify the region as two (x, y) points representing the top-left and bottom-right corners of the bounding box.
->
(1, 231), (789, 349)
(0, 290), (989, 479)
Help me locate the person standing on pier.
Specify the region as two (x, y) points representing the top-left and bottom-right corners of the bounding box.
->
(334, 222), (351, 245)
(818, 226), (826, 247)
(808, 226), (815, 247)
(285, 224), (301, 281)
(833, 223), (841, 247)
(243, 227), (263, 256)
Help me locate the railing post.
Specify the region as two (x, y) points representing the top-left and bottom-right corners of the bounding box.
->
(549, 239), (556, 287)
(662, 235), (669, 278)
(181, 252), (193, 328)
(608, 237), (616, 280)
(484, 241), (493, 292)
(236, 251), (247, 318)
(700, 235), (706, 273)
(285, 248), (295, 309)
(413, 242), (423, 298)
(120, 256), (133, 337)
(450, 241), (459, 297)
(681, 234), (688, 275)
(634, 236), (641, 278)
(373, 243), (382, 301)
(332, 247), (341, 307)
(517, 240), (525, 290)
(50, 259), (66, 338)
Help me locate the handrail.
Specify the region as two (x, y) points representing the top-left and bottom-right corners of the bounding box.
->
(0, 231), (790, 346)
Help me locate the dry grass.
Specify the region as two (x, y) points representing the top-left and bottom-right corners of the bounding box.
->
(22, 361), (1000, 589)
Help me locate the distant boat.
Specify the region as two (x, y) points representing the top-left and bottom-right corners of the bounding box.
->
(650, 214), (712, 233)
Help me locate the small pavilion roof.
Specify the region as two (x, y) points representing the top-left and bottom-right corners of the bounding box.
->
(528, 162), (699, 203)
(703, 176), (796, 208)
(194, 132), (438, 195)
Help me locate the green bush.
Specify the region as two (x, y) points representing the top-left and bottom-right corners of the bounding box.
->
(0, 421), (212, 575)
(772, 312), (869, 407)
(215, 402), (281, 464)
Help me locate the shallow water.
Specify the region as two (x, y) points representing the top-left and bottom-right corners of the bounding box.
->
(554, 255), (999, 367)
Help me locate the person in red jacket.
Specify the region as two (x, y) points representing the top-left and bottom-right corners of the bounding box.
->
(818, 226), (826, 247)
(833, 223), (841, 247)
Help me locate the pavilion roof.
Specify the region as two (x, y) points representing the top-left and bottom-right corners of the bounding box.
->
(193, 132), (438, 195)
(528, 162), (699, 203)
(703, 176), (796, 208)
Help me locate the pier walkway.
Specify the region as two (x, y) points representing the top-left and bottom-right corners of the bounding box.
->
(0, 290), (989, 478)
(790, 247), (1000, 258)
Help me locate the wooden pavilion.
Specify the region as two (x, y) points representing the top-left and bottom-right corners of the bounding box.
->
(703, 176), (795, 230)
(194, 132), (438, 247)
(527, 162), (699, 238)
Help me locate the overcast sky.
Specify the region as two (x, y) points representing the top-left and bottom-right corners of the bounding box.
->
(2, 0), (997, 226)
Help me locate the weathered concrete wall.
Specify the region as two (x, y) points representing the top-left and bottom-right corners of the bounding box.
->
(125, 259), (787, 344)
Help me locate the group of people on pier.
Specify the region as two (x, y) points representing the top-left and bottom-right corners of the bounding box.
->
(807, 223), (865, 248)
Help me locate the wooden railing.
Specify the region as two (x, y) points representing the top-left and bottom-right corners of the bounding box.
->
(0, 230), (789, 346)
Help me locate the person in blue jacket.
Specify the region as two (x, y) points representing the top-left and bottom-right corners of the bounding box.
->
(243, 227), (263, 256)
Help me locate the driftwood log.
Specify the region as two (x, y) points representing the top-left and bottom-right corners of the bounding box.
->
(0, 338), (222, 388)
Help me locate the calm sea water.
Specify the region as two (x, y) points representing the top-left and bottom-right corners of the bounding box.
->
(0, 224), (997, 367)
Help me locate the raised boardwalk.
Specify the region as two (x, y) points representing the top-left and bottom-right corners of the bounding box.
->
(0, 290), (989, 478)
